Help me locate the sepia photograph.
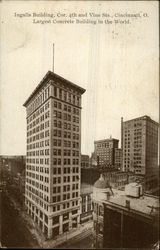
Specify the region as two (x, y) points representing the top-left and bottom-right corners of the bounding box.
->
(0, 0), (159, 249)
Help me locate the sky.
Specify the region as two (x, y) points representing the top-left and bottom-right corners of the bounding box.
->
(0, 1), (159, 156)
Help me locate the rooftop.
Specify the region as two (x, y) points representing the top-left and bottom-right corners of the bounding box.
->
(122, 115), (159, 125)
(81, 183), (93, 195)
(23, 71), (86, 107)
(94, 138), (119, 144)
(103, 189), (159, 217)
(94, 174), (111, 189)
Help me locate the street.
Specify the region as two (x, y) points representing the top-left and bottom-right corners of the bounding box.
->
(56, 227), (93, 249)
(1, 191), (39, 248)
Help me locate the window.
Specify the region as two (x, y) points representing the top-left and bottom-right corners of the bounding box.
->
(54, 87), (57, 97)
(63, 213), (69, 221)
(53, 216), (59, 225)
(68, 106), (71, 112)
(68, 93), (71, 102)
(54, 101), (57, 108)
(58, 102), (61, 109)
(64, 91), (67, 101)
(53, 196), (56, 203)
(59, 89), (62, 99)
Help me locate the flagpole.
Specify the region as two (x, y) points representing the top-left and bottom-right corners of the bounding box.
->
(53, 43), (54, 73)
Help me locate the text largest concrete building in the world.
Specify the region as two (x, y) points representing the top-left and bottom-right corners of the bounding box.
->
(23, 70), (85, 239)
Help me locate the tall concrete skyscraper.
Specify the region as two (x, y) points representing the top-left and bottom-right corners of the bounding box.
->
(23, 70), (85, 239)
(121, 115), (159, 176)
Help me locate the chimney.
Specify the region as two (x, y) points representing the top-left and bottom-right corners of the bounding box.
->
(126, 199), (130, 209)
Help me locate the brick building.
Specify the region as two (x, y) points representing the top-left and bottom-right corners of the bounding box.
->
(94, 138), (119, 168)
(121, 116), (159, 175)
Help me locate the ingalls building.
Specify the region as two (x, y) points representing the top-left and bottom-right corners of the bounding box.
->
(23, 71), (85, 239)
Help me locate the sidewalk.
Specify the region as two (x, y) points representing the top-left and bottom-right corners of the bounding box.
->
(43, 221), (93, 248)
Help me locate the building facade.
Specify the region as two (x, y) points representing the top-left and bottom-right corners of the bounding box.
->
(90, 151), (97, 167)
(81, 154), (89, 168)
(94, 138), (119, 167)
(103, 170), (128, 190)
(121, 116), (159, 175)
(23, 71), (85, 239)
(80, 183), (93, 224)
(114, 148), (122, 169)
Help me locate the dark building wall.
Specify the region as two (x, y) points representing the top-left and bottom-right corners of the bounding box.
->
(146, 119), (158, 176)
(81, 168), (99, 185)
(103, 206), (159, 248)
(81, 154), (89, 168)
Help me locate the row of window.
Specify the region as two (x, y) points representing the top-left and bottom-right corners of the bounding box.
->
(26, 165), (49, 173)
(53, 86), (80, 106)
(26, 183), (49, 194)
(26, 158), (50, 164)
(54, 101), (80, 115)
(53, 167), (79, 175)
(52, 175), (79, 184)
(27, 135), (80, 149)
(27, 110), (49, 128)
(52, 201), (78, 213)
(52, 191), (79, 203)
(26, 172), (50, 182)
(27, 148), (49, 156)
(26, 185), (49, 201)
(26, 179), (49, 191)
(28, 131), (50, 143)
(26, 180), (79, 195)
(27, 87), (50, 117)
(27, 120), (50, 136)
(95, 142), (115, 148)
(52, 158), (79, 165)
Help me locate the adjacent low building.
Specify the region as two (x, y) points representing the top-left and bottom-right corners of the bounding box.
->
(103, 170), (128, 190)
(80, 183), (93, 224)
(92, 175), (159, 248)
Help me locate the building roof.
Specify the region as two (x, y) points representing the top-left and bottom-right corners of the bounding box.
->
(94, 138), (119, 144)
(23, 71), (86, 107)
(81, 154), (89, 157)
(102, 189), (159, 217)
(94, 175), (111, 189)
(122, 115), (159, 126)
(81, 183), (93, 195)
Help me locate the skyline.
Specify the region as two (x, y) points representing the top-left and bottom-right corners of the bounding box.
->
(0, 0), (159, 156)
